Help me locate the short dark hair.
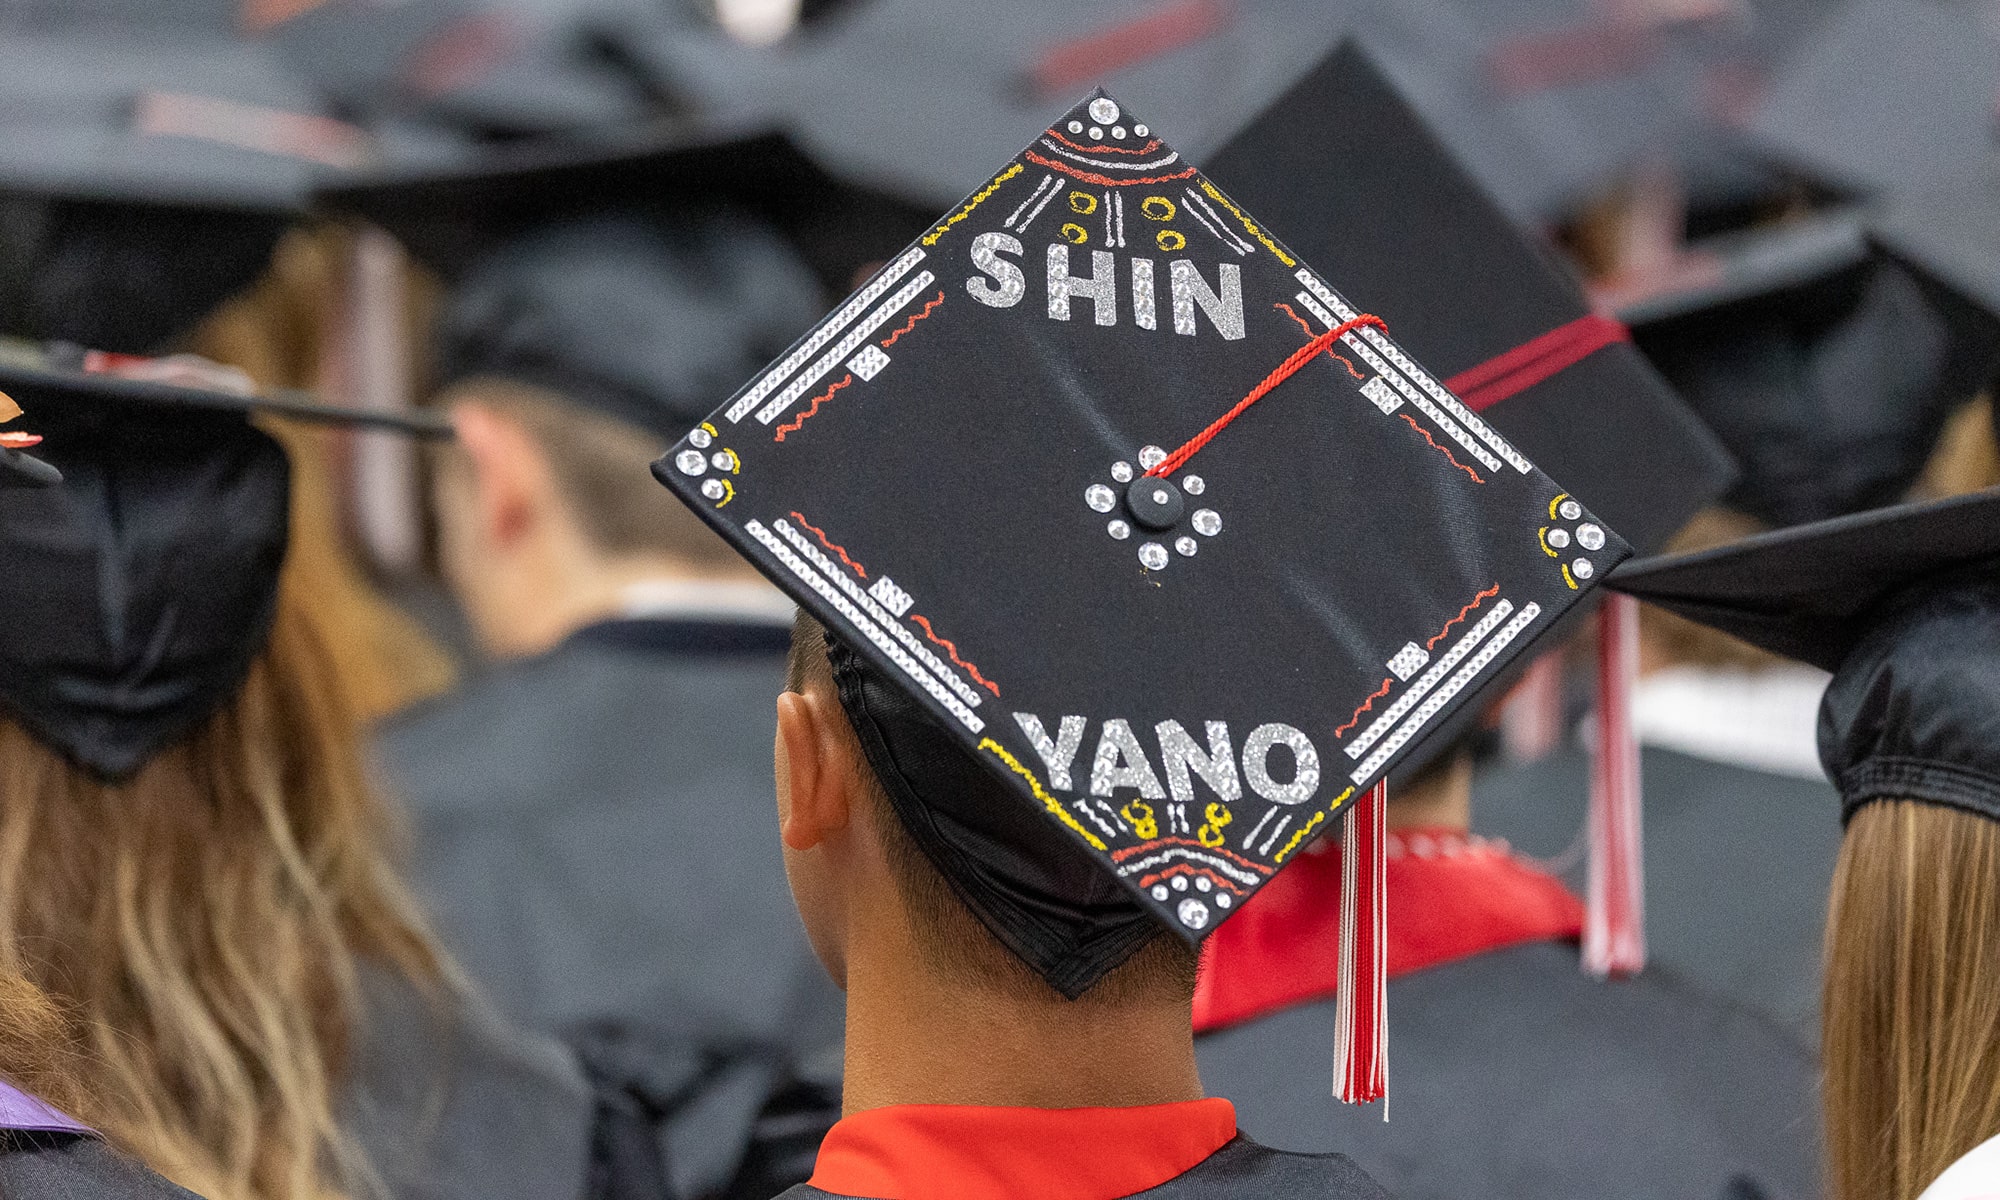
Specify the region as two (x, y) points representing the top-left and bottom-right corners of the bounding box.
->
(786, 612), (1199, 1004)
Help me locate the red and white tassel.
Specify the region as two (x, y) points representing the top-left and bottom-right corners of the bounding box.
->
(1584, 593), (1646, 977)
(1333, 779), (1389, 1110)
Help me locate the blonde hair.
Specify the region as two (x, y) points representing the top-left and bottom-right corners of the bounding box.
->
(0, 972), (90, 1125)
(1823, 800), (2000, 1200)
(0, 578), (441, 1200)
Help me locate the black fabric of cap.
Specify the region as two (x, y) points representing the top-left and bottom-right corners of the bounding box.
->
(1820, 565), (2000, 826)
(0, 349), (447, 778)
(1607, 489), (2000, 673)
(436, 211), (824, 439)
(1626, 215), (2000, 528)
(829, 638), (1162, 997)
(1207, 39), (1735, 557)
(654, 88), (1628, 989)
(0, 446), (60, 487)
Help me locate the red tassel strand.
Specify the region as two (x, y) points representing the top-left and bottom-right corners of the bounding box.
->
(1333, 779), (1389, 1109)
(1585, 594), (1646, 977)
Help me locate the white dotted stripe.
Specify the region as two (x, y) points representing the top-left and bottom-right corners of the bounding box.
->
(1293, 291), (1504, 476)
(1345, 599), (1515, 761)
(755, 271), (937, 425)
(1114, 847), (1266, 888)
(747, 521), (984, 733)
(726, 248), (926, 424)
(1294, 269), (1532, 474)
(771, 518), (985, 711)
(1035, 138), (1184, 173)
(1352, 602), (1541, 785)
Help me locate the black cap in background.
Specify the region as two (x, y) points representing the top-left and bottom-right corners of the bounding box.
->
(1207, 38), (1735, 557)
(435, 210), (826, 439)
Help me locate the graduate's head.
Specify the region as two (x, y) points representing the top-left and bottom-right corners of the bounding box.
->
(777, 614), (1199, 1008)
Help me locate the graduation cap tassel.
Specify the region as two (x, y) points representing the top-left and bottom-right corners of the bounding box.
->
(1584, 593), (1646, 977)
(1333, 778), (1389, 1110)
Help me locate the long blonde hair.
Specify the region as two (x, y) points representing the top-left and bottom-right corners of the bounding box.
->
(0, 578), (441, 1200)
(0, 972), (90, 1125)
(1823, 800), (2000, 1200)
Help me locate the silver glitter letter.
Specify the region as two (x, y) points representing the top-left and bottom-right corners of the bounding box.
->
(1090, 718), (1166, 798)
(966, 232), (1026, 309)
(1130, 257), (1157, 331)
(1241, 722), (1321, 806)
(1169, 259), (1245, 339)
(1155, 719), (1242, 806)
(1013, 712), (1087, 791)
(1048, 244), (1118, 326)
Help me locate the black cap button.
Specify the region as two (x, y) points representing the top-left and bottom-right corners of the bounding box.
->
(1126, 478), (1185, 530)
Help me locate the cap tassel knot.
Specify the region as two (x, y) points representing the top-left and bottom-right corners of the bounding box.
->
(1584, 593), (1646, 977)
(1332, 778), (1389, 1111)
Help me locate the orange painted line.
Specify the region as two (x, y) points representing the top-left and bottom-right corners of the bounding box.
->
(1398, 412), (1485, 484)
(1427, 583), (1500, 650)
(1022, 149), (1199, 188)
(773, 373), (852, 442)
(1043, 129), (1167, 156)
(1274, 302), (1364, 380)
(909, 613), (1000, 697)
(790, 511), (867, 579)
(880, 291), (944, 348)
(1335, 678), (1393, 739)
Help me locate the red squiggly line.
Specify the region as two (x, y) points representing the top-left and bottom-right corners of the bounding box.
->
(789, 511), (867, 579)
(1273, 302), (1364, 380)
(1397, 412), (1485, 484)
(1022, 149), (1200, 188)
(909, 613), (1001, 697)
(881, 291), (944, 348)
(774, 373), (851, 442)
(1427, 583), (1501, 651)
(1335, 678), (1393, 739)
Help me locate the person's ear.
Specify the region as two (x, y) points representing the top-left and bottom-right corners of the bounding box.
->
(448, 402), (550, 553)
(776, 687), (858, 851)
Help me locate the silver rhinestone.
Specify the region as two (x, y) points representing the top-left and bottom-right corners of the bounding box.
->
(711, 451), (734, 471)
(1088, 97), (1120, 124)
(1138, 444), (1167, 470)
(1175, 536), (1198, 557)
(1573, 557), (1595, 580)
(1194, 876), (1212, 892)
(1214, 892), (1231, 909)
(1151, 885), (1170, 901)
(675, 449), (707, 476)
(1171, 874), (1189, 891)
(1578, 523), (1606, 551)
(1110, 460), (1134, 483)
(1134, 123), (1149, 136)
(686, 427), (713, 448)
(1139, 542), (1169, 570)
(1559, 499), (1583, 521)
(1085, 483), (1117, 513)
(1181, 474), (1205, 495)
(1107, 519), (1132, 540)
(1150, 486), (1171, 505)
(700, 479), (725, 500)
(1192, 509), (1222, 536)
(1177, 898), (1210, 929)
(1547, 527), (1571, 549)
(1087, 126), (1103, 140)
(1110, 125), (1127, 139)
(1068, 120), (1084, 133)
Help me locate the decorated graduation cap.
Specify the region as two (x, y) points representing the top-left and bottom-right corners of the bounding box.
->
(1609, 489), (2000, 827)
(1617, 211), (2000, 528)
(434, 210), (825, 440)
(0, 345), (447, 780)
(652, 87), (1633, 1103)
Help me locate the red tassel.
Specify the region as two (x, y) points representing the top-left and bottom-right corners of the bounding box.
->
(1499, 650), (1566, 763)
(1585, 594), (1646, 977)
(1333, 779), (1389, 1109)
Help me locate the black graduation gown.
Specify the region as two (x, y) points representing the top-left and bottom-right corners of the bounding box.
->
(1470, 744), (1843, 1046)
(0, 1132), (200, 1200)
(1197, 942), (1820, 1200)
(774, 1135), (1390, 1199)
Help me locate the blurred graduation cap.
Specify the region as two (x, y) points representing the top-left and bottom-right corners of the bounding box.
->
(1747, 0), (2000, 197)
(1610, 489), (2000, 823)
(1616, 210), (2000, 528)
(0, 344), (447, 781)
(435, 209), (826, 438)
(0, 390), (61, 488)
(652, 86), (1635, 1102)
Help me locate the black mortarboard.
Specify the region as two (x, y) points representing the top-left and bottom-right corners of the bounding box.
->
(650, 88), (1631, 995)
(0, 346), (447, 779)
(1608, 489), (2000, 825)
(1207, 39), (1734, 557)
(1621, 212), (2000, 527)
(1747, 0), (2000, 197)
(435, 210), (825, 438)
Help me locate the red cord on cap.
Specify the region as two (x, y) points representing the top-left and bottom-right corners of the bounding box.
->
(1147, 314), (1388, 479)
(1333, 779), (1389, 1110)
(1585, 594), (1646, 977)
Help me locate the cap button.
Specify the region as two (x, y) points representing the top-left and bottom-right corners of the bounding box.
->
(1125, 478), (1185, 531)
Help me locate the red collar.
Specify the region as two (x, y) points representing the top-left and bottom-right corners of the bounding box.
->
(806, 1099), (1237, 1200)
(1194, 827), (1584, 1032)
